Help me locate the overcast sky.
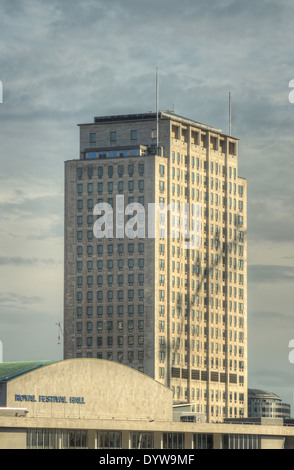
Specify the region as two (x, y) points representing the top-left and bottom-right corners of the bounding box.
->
(1, 0), (294, 409)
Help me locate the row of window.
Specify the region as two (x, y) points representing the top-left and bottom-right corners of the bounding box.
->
(171, 152), (238, 170)
(77, 289), (145, 302)
(168, 320), (245, 336)
(158, 290), (245, 311)
(77, 163), (143, 179)
(77, 338), (144, 355)
(78, 241), (144, 253)
(90, 129), (139, 144)
(77, 337), (144, 351)
(167, 336), (245, 352)
(77, 320), (144, 333)
(77, 179), (145, 199)
(27, 428), (226, 450)
(169, 170), (239, 190)
(77, 247), (145, 266)
(77, 304), (144, 317)
(170, 361), (245, 376)
(27, 428), (262, 450)
(77, 273), (145, 287)
(170, 356), (245, 372)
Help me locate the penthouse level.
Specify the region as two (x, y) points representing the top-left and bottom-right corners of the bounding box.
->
(77, 110), (238, 162)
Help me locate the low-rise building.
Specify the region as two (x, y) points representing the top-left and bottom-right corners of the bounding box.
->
(0, 358), (293, 449)
(248, 389), (291, 419)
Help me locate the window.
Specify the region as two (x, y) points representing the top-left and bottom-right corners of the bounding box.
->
(131, 130), (137, 140)
(128, 290), (134, 300)
(90, 133), (96, 143)
(118, 290), (123, 301)
(118, 259), (123, 270)
(128, 164), (134, 177)
(110, 131), (116, 142)
(138, 305), (144, 316)
(131, 432), (153, 449)
(163, 433), (185, 450)
(128, 259), (134, 269)
(128, 305), (134, 316)
(97, 306), (103, 318)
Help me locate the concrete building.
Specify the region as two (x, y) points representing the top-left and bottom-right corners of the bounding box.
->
(248, 389), (291, 419)
(64, 111), (247, 423)
(0, 359), (293, 450)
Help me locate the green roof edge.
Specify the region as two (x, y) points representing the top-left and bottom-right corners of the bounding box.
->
(0, 360), (61, 383)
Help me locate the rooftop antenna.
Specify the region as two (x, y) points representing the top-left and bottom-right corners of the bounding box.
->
(229, 91), (231, 136)
(156, 67), (159, 153)
(56, 322), (63, 345)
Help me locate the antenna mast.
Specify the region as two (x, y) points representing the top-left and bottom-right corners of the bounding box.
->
(56, 322), (63, 345)
(229, 91), (231, 136)
(156, 67), (159, 153)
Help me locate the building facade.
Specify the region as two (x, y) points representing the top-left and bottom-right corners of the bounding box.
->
(1, 359), (293, 450)
(64, 111), (247, 423)
(248, 389), (291, 419)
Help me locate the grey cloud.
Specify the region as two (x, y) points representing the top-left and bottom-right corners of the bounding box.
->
(248, 265), (294, 283)
(0, 195), (62, 218)
(0, 257), (60, 267)
(27, 220), (64, 240)
(0, 292), (43, 307)
(248, 199), (294, 243)
(248, 310), (294, 330)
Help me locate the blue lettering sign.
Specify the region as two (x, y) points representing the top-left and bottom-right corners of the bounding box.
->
(15, 394), (85, 404)
(70, 396), (86, 404)
(15, 394), (36, 402)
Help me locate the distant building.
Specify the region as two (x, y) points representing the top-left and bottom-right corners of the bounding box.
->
(248, 389), (291, 419)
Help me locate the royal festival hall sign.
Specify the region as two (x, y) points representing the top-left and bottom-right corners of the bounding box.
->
(15, 394), (86, 404)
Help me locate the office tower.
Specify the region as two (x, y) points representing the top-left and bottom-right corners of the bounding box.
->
(64, 111), (247, 422)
